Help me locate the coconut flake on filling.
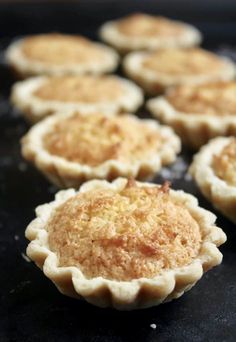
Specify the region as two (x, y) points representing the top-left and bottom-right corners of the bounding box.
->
(142, 49), (227, 75)
(33, 76), (124, 103)
(212, 139), (236, 186)
(21, 34), (106, 65)
(116, 13), (185, 38)
(47, 180), (201, 281)
(166, 82), (236, 115)
(43, 113), (162, 166)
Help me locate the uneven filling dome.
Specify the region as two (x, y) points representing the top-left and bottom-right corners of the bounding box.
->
(142, 48), (227, 75)
(47, 181), (202, 281)
(43, 113), (162, 166)
(33, 76), (124, 103)
(116, 13), (184, 38)
(212, 139), (236, 186)
(21, 34), (105, 65)
(166, 82), (236, 115)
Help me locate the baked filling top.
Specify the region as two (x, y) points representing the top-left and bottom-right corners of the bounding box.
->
(166, 82), (236, 115)
(142, 48), (227, 75)
(33, 76), (124, 103)
(212, 139), (236, 186)
(43, 113), (162, 166)
(116, 13), (185, 38)
(21, 34), (106, 65)
(47, 180), (201, 281)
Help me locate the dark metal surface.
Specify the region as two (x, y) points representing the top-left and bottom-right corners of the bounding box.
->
(0, 2), (236, 341)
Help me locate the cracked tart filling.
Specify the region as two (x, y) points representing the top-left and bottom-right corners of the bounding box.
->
(21, 34), (106, 65)
(166, 82), (236, 115)
(142, 48), (227, 75)
(212, 139), (236, 186)
(44, 113), (163, 166)
(47, 181), (202, 281)
(116, 13), (185, 38)
(33, 75), (124, 103)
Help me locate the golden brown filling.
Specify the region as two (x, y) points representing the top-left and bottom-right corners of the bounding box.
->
(142, 48), (227, 75)
(212, 139), (236, 186)
(47, 181), (201, 281)
(44, 113), (161, 166)
(116, 13), (184, 38)
(34, 76), (124, 103)
(167, 82), (236, 115)
(21, 34), (105, 65)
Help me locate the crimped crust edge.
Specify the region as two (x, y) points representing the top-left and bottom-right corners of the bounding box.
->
(25, 178), (226, 310)
(147, 96), (236, 149)
(21, 111), (181, 187)
(11, 75), (144, 123)
(189, 136), (236, 223)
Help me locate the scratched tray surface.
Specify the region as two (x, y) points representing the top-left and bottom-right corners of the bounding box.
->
(1, 15), (236, 342)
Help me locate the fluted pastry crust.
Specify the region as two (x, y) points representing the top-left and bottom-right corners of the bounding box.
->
(147, 83), (236, 149)
(11, 75), (143, 123)
(99, 13), (202, 54)
(123, 48), (236, 95)
(6, 34), (119, 78)
(25, 178), (226, 310)
(190, 137), (236, 223)
(21, 111), (181, 187)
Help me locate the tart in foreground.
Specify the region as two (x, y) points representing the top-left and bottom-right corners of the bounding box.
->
(190, 136), (236, 223)
(147, 81), (236, 149)
(6, 33), (119, 78)
(99, 13), (201, 53)
(123, 48), (236, 94)
(11, 75), (143, 123)
(25, 178), (226, 310)
(21, 111), (180, 187)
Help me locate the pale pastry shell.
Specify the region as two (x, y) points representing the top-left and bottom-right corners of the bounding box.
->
(189, 136), (236, 223)
(6, 38), (119, 78)
(123, 51), (236, 95)
(99, 18), (202, 54)
(21, 111), (181, 188)
(147, 96), (236, 150)
(11, 76), (144, 123)
(25, 178), (226, 310)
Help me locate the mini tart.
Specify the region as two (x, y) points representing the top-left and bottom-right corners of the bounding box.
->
(147, 81), (236, 149)
(99, 13), (202, 54)
(11, 75), (143, 123)
(21, 111), (180, 187)
(25, 178), (226, 310)
(5, 33), (119, 78)
(123, 48), (236, 94)
(190, 136), (236, 223)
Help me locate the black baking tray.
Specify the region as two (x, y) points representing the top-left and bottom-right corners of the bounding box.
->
(1, 1), (236, 341)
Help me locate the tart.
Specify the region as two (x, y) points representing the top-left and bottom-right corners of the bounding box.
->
(99, 13), (202, 54)
(25, 178), (226, 310)
(21, 111), (180, 187)
(147, 81), (236, 149)
(6, 33), (119, 78)
(11, 75), (143, 123)
(123, 48), (236, 94)
(190, 136), (236, 223)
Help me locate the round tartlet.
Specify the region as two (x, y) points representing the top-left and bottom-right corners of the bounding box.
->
(147, 81), (236, 149)
(25, 177), (226, 310)
(190, 136), (236, 223)
(6, 33), (119, 78)
(99, 13), (202, 54)
(123, 48), (236, 94)
(21, 111), (181, 187)
(11, 75), (143, 123)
